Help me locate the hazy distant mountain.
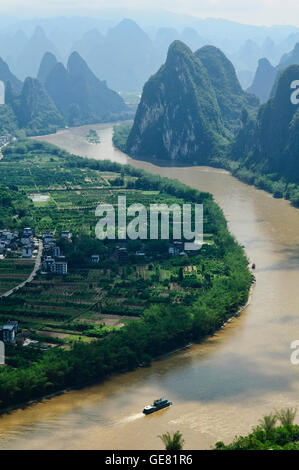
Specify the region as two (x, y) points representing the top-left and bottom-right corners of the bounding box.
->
(0, 57), (22, 92)
(278, 42), (299, 70)
(0, 30), (28, 68)
(12, 26), (60, 80)
(235, 39), (262, 71)
(71, 29), (105, 74)
(9, 14), (299, 45)
(127, 41), (228, 163)
(37, 52), (58, 84)
(276, 32), (299, 61)
(248, 42), (299, 103)
(69, 19), (154, 92)
(237, 70), (255, 90)
(154, 27), (179, 53)
(262, 37), (278, 64)
(153, 27), (205, 65)
(103, 18), (153, 91)
(247, 58), (276, 103)
(180, 28), (205, 51)
(195, 18), (298, 46)
(44, 51), (129, 125)
(2, 16), (299, 95)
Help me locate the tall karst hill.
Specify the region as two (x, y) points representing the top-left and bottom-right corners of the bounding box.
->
(127, 41), (258, 164)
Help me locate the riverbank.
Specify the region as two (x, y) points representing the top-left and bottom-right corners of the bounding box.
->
(0, 280), (255, 419)
(0, 276), (255, 419)
(112, 123), (299, 210)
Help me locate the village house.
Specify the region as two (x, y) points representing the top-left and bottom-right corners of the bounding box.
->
(0, 230), (19, 253)
(22, 246), (33, 258)
(23, 228), (33, 237)
(52, 257), (68, 275)
(42, 255), (68, 275)
(117, 247), (128, 264)
(53, 246), (61, 258)
(168, 241), (184, 256)
(184, 266), (198, 275)
(42, 232), (54, 244)
(21, 229), (33, 246)
(0, 134), (11, 147)
(42, 256), (55, 271)
(0, 321), (18, 344)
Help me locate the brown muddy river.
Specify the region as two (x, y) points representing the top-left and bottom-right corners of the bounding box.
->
(1, 122), (299, 449)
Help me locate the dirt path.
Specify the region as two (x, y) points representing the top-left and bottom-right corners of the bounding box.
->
(0, 240), (43, 299)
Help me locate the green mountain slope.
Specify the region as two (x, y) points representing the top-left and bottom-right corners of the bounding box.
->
(231, 65), (299, 183)
(195, 45), (259, 134)
(5, 78), (64, 136)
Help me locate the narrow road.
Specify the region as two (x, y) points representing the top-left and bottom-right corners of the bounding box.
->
(0, 240), (43, 299)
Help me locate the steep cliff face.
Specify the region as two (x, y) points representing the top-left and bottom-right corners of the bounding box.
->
(232, 65), (299, 182)
(127, 41), (228, 163)
(247, 58), (276, 103)
(195, 45), (259, 133)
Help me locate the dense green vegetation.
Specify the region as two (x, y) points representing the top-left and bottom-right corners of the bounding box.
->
(159, 431), (185, 450)
(215, 409), (299, 450)
(0, 184), (34, 229)
(228, 64), (299, 207)
(113, 123), (132, 152)
(0, 138), (252, 410)
(195, 46), (258, 135)
(0, 104), (19, 135)
(2, 79), (64, 136)
(86, 129), (100, 144)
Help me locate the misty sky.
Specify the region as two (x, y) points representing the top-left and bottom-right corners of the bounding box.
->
(0, 0), (298, 27)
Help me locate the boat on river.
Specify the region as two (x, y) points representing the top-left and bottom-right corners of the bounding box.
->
(143, 398), (172, 415)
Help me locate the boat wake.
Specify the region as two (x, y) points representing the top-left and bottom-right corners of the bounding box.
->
(116, 413), (144, 425)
